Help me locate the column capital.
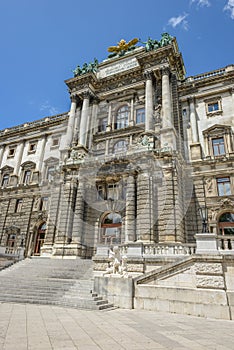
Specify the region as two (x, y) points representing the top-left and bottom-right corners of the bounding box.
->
(70, 94), (79, 103)
(161, 66), (170, 76)
(143, 70), (153, 80)
(188, 95), (195, 104)
(79, 90), (96, 100)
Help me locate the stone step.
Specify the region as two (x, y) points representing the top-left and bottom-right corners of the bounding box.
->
(0, 257), (113, 311)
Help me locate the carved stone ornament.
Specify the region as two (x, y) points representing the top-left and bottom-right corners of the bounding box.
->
(219, 198), (234, 208)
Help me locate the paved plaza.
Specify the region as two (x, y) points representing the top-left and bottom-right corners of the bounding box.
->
(0, 303), (233, 350)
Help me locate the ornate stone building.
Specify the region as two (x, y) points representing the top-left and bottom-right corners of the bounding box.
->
(0, 35), (233, 258)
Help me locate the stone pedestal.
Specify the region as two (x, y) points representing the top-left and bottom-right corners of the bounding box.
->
(195, 233), (218, 254)
(190, 143), (202, 160)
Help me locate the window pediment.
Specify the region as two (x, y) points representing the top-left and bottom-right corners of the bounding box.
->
(203, 124), (231, 137)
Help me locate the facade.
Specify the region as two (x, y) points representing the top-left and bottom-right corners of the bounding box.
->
(0, 35), (233, 259)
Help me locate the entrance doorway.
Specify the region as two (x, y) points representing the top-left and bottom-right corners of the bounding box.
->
(100, 212), (122, 245)
(34, 223), (46, 255)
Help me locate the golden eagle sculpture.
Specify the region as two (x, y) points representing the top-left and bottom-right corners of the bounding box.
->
(107, 38), (139, 58)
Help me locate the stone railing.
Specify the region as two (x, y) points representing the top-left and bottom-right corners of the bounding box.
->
(217, 235), (234, 252)
(187, 68), (226, 82)
(143, 243), (196, 256)
(118, 242), (196, 257)
(4, 247), (25, 259)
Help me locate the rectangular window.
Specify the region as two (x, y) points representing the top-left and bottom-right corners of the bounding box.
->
(23, 170), (31, 185)
(28, 142), (37, 153)
(51, 138), (59, 148)
(97, 185), (104, 200)
(217, 177), (231, 196)
(15, 199), (23, 213)
(98, 118), (108, 132)
(8, 147), (16, 158)
(47, 166), (55, 181)
(40, 197), (49, 211)
(136, 108), (145, 124)
(107, 184), (118, 200)
(208, 102), (219, 112)
(212, 137), (225, 156)
(1, 174), (9, 187)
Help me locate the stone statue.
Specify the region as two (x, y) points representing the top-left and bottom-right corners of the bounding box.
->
(141, 37), (159, 51)
(103, 246), (128, 277)
(154, 104), (162, 123)
(73, 58), (99, 77)
(160, 32), (173, 47)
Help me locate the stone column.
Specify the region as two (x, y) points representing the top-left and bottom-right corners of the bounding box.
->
(14, 141), (25, 176)
(37, 136), (47, 173)
(0, 145), (5, 168)
(72, 181), (85, 244)
(106, 103), (112, 132)
(129, 98), (134, 126)
(162, 67), (172, 128)
(189, 97), (199, 143)
(72, 106), (81, 145)
(88, 100), (98, 148)
(144, 71), (154, 131)
(65, 95), (77, 148)
(79, 92), (90, 147)
(105, 139), (110, 156)
(125, 174), (136, 242)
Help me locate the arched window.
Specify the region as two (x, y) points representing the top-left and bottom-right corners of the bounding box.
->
(100, 212), (122, 245)
(113, 140), (127, 154)
(115, 105), (129, 129)
(218, 212), (234, 250)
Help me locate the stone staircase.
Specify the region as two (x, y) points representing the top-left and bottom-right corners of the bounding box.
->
(0, 257), (114, 310)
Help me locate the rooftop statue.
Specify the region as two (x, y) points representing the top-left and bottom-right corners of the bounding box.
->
(141, 33), (173, 52)
(107, 38), (139, 58)
(160, 32), (173, 47)
(73, 58), (99, 77)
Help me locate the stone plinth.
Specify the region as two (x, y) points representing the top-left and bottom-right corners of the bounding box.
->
(195, 233), (218, 254)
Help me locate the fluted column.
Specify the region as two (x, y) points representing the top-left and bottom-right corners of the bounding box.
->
(162, 67), (172, 128)
(144, 71), (154, 131)
(189, 97), (199, 143)
(65, 95), (77, 148)
(79, 92), (90, 147)
(125, 174), (136, 242)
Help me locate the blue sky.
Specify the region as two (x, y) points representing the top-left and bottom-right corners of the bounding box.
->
(0, 0), (233, 129)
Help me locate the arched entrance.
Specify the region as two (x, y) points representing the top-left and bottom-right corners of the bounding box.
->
(34, 222), (46, 255)
(100, 212), (122, 245)
(218, 212), (234, 250)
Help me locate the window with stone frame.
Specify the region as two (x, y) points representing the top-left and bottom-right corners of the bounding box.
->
(28, 141), (37, 154)
(136, 108), (145, 124)
(1, 174), (10, 187)
(205, 97), (222, 116)
(39, 196), (49, 211)
(98, 117), (108, 132)
(1, 166), (14, 188)
(49, 137), (60, 149)
(20, 161), (36, 185)
(7, 146), (16, 158)
(203, 125), (233, 158)
(15, 199), (23, 213)
(96, 181), (126, 201)
(217, 177), (231, 196)
(44, 158), (59, 182)
(115, 105), (129, 129)
(212, 137), (225, 156)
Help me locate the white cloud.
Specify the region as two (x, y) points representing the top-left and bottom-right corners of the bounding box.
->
(190, 0), (211, 7)
(224, 0), (234, 19)
(168, 13), (189, 30)
(40, 101), (58, 116)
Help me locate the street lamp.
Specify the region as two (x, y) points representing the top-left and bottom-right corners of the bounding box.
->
(198, 205), (209, 233)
